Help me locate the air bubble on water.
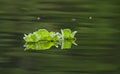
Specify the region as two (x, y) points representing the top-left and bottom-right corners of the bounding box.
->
(89, 16), (92, 19)
(72, 18), (76, 21)
(37, 17), (41, 20)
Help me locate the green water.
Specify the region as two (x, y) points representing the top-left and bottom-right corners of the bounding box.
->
(0, 0), (120, 74)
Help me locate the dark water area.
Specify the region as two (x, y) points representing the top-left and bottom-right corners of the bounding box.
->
(0, 0), (120, 74)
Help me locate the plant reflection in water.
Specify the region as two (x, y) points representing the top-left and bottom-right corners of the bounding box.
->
(24, 39), (77, 50)
(23, 29), (77, 50)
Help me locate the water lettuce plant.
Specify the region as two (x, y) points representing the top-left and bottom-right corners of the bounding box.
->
(24, 29), (58, 42)
(23, 29), (77, 50)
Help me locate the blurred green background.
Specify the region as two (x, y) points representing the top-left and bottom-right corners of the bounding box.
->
(0, 0), (120, 74)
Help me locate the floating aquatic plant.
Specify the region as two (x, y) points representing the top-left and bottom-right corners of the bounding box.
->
(61, 29), (77, 40)
(23, 29), (77, 50)
(24, 29), (58, 42)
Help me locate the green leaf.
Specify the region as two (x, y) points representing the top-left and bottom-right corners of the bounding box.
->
(23, 33), (38, 42)
(61, 29), (72, 39)
(61, 29), (77, 39)
(71, 31), (77, 38)
(34, 29), (49, 40)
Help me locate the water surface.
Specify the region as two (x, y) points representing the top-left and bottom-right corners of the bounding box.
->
(0, 0), (120, 74)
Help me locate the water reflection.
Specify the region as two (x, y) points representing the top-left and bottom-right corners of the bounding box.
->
(24, 39), (77, 50)
(0, 31), (23, 48)
(0, 0), (120, 74)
